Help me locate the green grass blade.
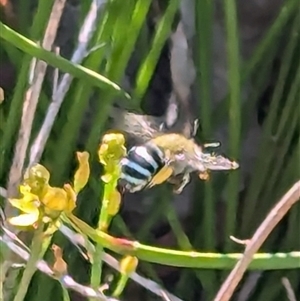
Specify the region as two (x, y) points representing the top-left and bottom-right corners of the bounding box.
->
(85, 0), (152, 153)
(223, 0), (242, 251)
(241, 12), (300, 234)
(133, 0), (179, 101)
(212, 0), (299, 128)
(0, 0), (55, 179)
(0, 22), (129, 97)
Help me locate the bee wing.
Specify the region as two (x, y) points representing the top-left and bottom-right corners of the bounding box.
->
(110, 107), (167, 143)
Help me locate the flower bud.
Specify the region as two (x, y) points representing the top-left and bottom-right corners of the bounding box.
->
(107, 190), (121, 216)
(73, 151), (90, 194)
(23, 164), (50, 197)
(119, 256), (138, 275)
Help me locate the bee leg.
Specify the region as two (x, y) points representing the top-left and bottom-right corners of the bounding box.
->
(199, 170), (210, 181)
(172, 173), (191, 194)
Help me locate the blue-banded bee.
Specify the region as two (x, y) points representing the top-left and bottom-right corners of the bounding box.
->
(113, 110), (239, 194)
(118, 142), (166, 193)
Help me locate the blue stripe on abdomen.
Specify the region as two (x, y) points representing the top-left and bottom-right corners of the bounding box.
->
(120, 172), (147, 186)
(131, 146), (159, 171)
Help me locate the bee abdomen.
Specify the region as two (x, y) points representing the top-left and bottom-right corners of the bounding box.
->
(119, 143), (165, 192)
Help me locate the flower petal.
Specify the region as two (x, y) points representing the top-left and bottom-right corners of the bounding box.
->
(23, 164), (50, 197)
(9, 198), (39, 213)
(73, 151), (90, 194)
(63, 184), (77, 213)
(98, 132), (126, 166)
(42, 187), (68, 212)
(107, 190), (121, 216)
(9, 212), (39, 226)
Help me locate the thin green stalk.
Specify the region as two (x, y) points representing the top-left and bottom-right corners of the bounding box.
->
(0, 0), (54, 179)
(90, 149), (121, 295)
(0, 23), (129, 98)
(111, 0), (136, 50)
(223, 0), (241, 251)
(104, 0), (152, 80)
(115, 249), (300, 270)
(136, 189), (167, 240)
(61, 286), (71, 301)
(193, 2), (217, 294)
(195, 0), (214, 136)
(133, 0), (179, 101)
(13, 224), (44, 301)
(166, 203), (192, 250)
(261, 82), (299, 208)
(98, 183), (116, 232)
(212, 0), (299, 129)
(241, 36), (280, 136)
(86, 0), (152, 153)
(89, 244), (104, 299)
(68, 214), (300, 270)
(193, 184), (217, 300)
(112, 275), (129, 297)
(241, 11), (300, 235)
(0, 57), (31, 178)
(50, 0), (120, 184)
(243, 0), (298, 80)
(167, 202), (218, 300)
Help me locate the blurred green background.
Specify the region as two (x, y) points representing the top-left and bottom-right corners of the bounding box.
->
(0, 0), (299, 300)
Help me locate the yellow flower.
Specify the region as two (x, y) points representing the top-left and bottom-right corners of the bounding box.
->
(98, 132), (126, 183)
(8, 163), (79, 227)
(8, 185), (40, 226)
(41, 185), (77, 217)
(73, 151), (90, 194)
(23, 164), (50, 197)
(41, 187), (68, 213)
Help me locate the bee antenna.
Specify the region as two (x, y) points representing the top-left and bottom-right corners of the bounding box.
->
(192, 119), (200, 137)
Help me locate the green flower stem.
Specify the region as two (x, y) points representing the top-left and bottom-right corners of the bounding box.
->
(98, 181), (116, 232)
(13, 224), (44, 301)
(112, 274), (129, 297)
(61, 286), (71, 301)
(68, 215), (300, 270)
(90, 177), (118, 298)
(89, 243), (103, 298)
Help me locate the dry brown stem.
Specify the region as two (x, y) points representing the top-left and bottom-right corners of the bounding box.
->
(214, 180), (300, 301)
